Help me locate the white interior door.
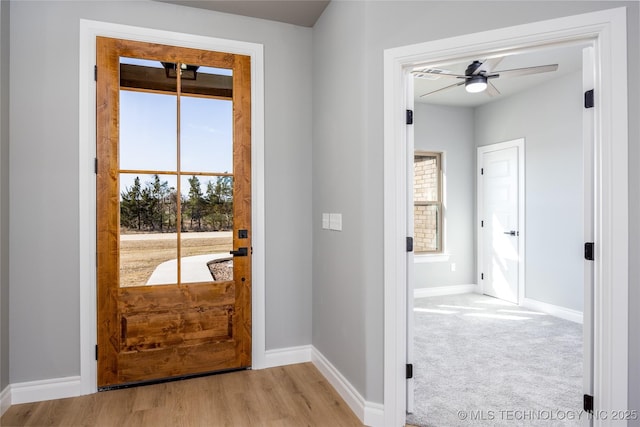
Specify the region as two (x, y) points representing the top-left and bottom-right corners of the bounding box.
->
(480, 144), (521, 304)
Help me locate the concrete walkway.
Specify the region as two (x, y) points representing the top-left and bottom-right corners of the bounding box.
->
(146, 253), (231, 285)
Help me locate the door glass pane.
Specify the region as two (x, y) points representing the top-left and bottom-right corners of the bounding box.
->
(180, 66), (233, 174)
(119, 57), (177, 171)
(119, 173), (178, 287)
(180, 175), (234, 284)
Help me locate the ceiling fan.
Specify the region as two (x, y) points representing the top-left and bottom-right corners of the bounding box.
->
(413, 57), (559, 98)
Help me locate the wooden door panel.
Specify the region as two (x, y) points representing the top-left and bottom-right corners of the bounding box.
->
(120, 304), (234, 350)
(118, 341), (238, 383)
(96, 37), (251, 388)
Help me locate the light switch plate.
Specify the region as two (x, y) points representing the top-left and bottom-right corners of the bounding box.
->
(322, 213), (330, 229)
(329, 213), (342, 231)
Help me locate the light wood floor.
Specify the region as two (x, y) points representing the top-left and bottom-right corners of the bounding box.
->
(1, 363), (364, 426)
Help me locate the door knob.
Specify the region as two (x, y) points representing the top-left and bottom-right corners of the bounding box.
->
(503, 230), (517, 236)
(230, 247), (248, 257)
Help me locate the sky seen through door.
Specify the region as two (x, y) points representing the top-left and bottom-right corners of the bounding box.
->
(119, 57), (234, 197)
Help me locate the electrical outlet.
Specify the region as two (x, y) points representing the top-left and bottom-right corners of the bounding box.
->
(451, 263), (456, 272)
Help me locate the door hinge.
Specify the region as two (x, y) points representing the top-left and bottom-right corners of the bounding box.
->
(481, 273), (484, 280)
(406, 363), (413, 379)
(481, 168), (484, 175)
(481, 220), (484, 227)
(94, 158), (98, 174)
(583, 394), (593, 413)
(95, 345), (98, 361)
(584, 89), (594, 108)
(406, 236), (413, 252)
(94, 65), (97, 82)
(406, 109), (413, 125)
(584, 242), (594, 261)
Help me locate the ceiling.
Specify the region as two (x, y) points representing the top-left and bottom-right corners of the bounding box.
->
(157, 0), (330, 27)
(154, 2), (584, 108)
(413, 43), (586, 108)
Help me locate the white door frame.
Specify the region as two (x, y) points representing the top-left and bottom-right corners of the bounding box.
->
(477, 139), (525, 305)
(78, 20), (266, 395)
(383, 8), (628, 426)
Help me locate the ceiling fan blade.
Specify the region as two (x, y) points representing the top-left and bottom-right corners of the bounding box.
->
(493, 64), (559, 79)
(419, 81), (465, 98)
(485, 81), (501, 97)
(412, 69), (467, 79)
(473, 57), (504, 75)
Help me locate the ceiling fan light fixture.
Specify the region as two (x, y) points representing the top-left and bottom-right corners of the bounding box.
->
(465, 75), (488, 93)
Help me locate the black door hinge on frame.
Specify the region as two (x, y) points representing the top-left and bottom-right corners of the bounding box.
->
(95, 345), (98, 361)
(583, 394), (593, 413)
(406, 109), (413, 125)
(584, 242), (594, 261)
(406, 364), (413, 379)
(94, 65), (97, 82)
(584, 89), (594, 108)
(406, 236), (414, 252)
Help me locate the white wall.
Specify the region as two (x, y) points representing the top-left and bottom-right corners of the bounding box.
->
(0, 0), (9, 393)
(8, 0), (313, 384)
(313, 0), (639, 406)
(476, 71), (584, 311)
(312, 0), (370, 399)
(414, 103), (475, 287)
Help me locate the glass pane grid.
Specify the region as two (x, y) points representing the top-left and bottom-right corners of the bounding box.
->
(414, 154), (440, 203)
(414, 152), (442, 253)
(118, 55), (235, 288)
(414, 204), (441, 253)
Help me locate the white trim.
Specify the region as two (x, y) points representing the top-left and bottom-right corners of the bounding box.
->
(0, 385), (10, 416)
(522, 298), (583, 324)
(78, 20), (266, 395)
(384, 8), (628, 427)
(363, 402), (385, 427)
(414, 284), (477, 299)
(477, 139), (526, 305)
(10, 377), (82, 405)
(311, 347), (383, 427)
(263, 345), (312, 368)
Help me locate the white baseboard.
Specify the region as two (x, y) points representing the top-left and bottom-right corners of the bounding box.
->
(263, 345), (312, 368)
(414, 284), (477, 298)
(0, 385), (10, 417)
(311, 347), (383, 427)
(10, 376), (82, 405)
(521, 298), (583, 324)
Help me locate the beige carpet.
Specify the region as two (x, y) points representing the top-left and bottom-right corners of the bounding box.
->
(406, 293), (583, 427)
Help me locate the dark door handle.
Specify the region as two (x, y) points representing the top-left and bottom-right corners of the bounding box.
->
(230, 247), (248, 257)
(503, 231), (517, 236)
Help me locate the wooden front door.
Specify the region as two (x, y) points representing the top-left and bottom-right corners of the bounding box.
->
(96, 37), (251, 388)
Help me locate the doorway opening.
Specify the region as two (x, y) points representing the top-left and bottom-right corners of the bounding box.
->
(383, 8), (628, 426)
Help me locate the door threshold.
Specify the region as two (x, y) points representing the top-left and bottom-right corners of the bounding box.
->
(98, 366), (251, 392)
